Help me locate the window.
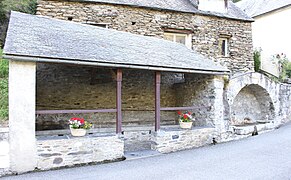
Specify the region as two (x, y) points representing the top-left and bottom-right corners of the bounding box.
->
(164, 32), (192, 49)
(219, 37), (229, 57)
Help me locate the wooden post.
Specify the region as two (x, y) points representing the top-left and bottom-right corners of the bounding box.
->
(116, 69), (122, 134)
(155, 71), (161, 131)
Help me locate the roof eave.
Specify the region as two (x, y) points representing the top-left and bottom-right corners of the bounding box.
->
(252, 4), (291, 18)
(3, 54), (230, 75)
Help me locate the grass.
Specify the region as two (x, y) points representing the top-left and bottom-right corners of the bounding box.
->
(0, 48), (8, 123)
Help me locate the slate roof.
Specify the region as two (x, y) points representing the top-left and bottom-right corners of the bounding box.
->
(3, 11), (229, 74)
(236, 0), (291, 17)
(64, 0), (253, 21)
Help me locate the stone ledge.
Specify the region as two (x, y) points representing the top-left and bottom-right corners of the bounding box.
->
(230, 122), (275, 135)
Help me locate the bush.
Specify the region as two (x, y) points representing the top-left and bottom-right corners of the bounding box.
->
(254, 49), (261, 72)
(0, 48), (8, 122)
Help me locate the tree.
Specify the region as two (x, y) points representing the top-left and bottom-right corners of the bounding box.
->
(0, 0), (37, 47)
(3, 0), (37, 15)
(0, 0), (6, 23)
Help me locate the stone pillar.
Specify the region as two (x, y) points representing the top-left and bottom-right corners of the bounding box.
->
(212, 76), (226, 132)
(9, 60), (37, 173)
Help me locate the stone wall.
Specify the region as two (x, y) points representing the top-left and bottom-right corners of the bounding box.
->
(36, 63), (183, 130)
(175, 74), (225, 131)
(152, 127), (216, 153)
(36, 63), (221, 131)
(279, 84), (291, 124)
(36, 135), (124, 170)
(0, 128), (9, 172)
(36, 0), (254, 73)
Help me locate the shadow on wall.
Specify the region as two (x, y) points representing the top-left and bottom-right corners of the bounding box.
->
(230, 84), (275, 124)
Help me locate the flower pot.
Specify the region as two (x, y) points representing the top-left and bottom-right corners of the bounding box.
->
(179, 121), (193, 129)
(70, 127), (87, 137)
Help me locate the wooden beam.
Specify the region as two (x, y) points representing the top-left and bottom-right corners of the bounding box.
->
(155, 71), (161, 131)
(116, 68), (122, 134)
(35, 109), (117, 115)
(160, 106), (211, 111)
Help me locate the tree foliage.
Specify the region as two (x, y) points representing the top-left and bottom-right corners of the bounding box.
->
(0, 48), (8, 122)
(0, 0), (6, 23)
(0, 0), (37, 47)
(3, 0), (37, 15)
(254, 49), (261, 72)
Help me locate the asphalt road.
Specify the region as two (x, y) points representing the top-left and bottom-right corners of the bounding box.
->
(3, 123), (291, 180)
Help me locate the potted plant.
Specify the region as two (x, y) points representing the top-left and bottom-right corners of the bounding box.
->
(69, 117), (92, 137)
(177, 111), (195, 129)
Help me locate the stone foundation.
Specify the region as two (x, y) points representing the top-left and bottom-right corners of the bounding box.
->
(152, 127), (216, 153)
(0, 128), (9, 176)
(36, 134), (124, 170)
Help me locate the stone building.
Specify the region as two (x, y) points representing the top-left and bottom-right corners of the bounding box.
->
(1, 0), (291, 175)
(36, 0), (254, 73)
(34, 0), (255, 130)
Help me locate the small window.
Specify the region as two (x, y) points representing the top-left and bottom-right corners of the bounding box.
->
(219, 37), (229, 57)
(164, 32), (192, 49)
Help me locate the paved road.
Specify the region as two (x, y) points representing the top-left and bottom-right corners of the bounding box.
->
(3, 123), (291, 180)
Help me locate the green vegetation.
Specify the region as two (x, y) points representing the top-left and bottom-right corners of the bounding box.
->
(0, 48), (8, 122)
(254, 49), (261, 72)
(3, 0), (37, 15)
(0, 0), (37, 47)
(278, 56), (291, 81)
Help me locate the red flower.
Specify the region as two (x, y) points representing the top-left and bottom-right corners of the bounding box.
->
(70, 117), (85, 124)
(177, 111), (182, 115)
(188, 112), (192, 115)
(79, 118), (85, 124)
(183, 114), (188, 119)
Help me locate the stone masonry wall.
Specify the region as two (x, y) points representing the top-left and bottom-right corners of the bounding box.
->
(36, 0), (253, 73)
(36, 135), (124, 170)
(175, 74), (225, 131)
(0, 128), (9, 172)
(152, 127), (216, 153)
(279, 84), (291, 124)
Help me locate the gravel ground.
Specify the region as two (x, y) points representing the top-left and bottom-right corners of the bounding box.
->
(3, 123), (291, 180)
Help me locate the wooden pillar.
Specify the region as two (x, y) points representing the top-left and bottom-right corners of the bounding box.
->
(155, 71), (161, 131)
(116, 68), (122, 134)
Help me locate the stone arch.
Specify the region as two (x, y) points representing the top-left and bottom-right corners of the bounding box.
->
(226, 72), (280, 125)
(231, 84), (275, 124)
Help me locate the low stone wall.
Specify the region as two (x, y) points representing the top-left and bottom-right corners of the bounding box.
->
(36, 135), (124, 170)
(279, 83), (291, 124)
(0, 128), (10, 176)
(152, 127), (216, 153)
(0, 128), (8, 141)
(123, 130), (152, 152)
